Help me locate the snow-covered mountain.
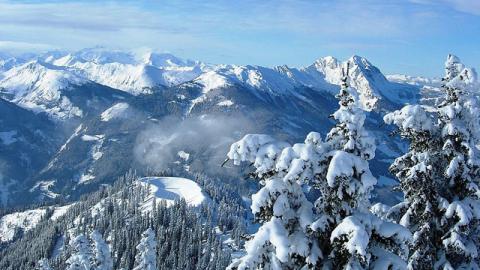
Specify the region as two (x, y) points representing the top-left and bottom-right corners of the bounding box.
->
(190, 55), (418, 111)
(386, 74), (442, 87)
(0, 48), (437, 207)
(0, 61), (86, 119)
(49, 48), (207, 95)
(0, 48), (419, 121)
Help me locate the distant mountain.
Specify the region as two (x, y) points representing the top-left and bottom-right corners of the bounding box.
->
(0, 48), (434, 207)
(0, 48), (419, 120)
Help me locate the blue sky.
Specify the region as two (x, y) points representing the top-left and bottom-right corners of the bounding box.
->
(0, 0), (478, 77)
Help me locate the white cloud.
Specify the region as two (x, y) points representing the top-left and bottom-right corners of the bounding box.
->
(0, 40), (54, 52)
(410, 0), (480, 16)
(445, 0), (480, 15)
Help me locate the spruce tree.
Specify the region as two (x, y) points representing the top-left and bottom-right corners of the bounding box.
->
(385, 54), (480, 269)
(91, 230), (113, 270)
(227, 64), (410, 269)
(435, 54), (480, 269)
(226, 134), (322, 269)
(37, 258), (53, 270)
(133, 228), (157, 270)
(310, 64), (410, 269)
(383, 104), (438, 269)
(66, 234), (94, 270)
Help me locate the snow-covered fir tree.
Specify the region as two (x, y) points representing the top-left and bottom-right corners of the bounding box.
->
(227, 65), (410, 269)
(37, 258), (53, 270)
(310, 65), (410, 269)
(383, 104), (438, 269)
(66, 234), (95, 270)
(133, 228), (157, 270)
(435, 54), (480, 269)
(226, 134), (321, 269)
(384, 54), (480, 269)
(90, 230), (113, 270)
(64, 230), (112, 270)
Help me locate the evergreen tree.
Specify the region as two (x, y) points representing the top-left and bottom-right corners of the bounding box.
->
(66, 234), (94, 270)
(383, 104), (438, 269)
(384, 54), (480, 269)
(227, 134), (321, 269)
(435, 54), (480, 268)
(227, 64), (410, 269)
(310, 65), (410, 269)
(90, 230), (113, 270)
(37, 258), (53, 270)
(133, 228), (157, 270)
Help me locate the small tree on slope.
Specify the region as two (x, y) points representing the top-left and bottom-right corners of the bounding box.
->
(385, 54), (480, 269)
(133, 228), (157, 270)
(90, 230), (113, 270)
(66, 230), (113, 270)
(37, 258), (53, 270)
(66, 234), (95, 270)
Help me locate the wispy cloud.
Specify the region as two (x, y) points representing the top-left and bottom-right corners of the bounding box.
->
(0, 40), (54, 52)
(410, 0), (480, 16)
(0, 0), (477, 76)
(0, 1), (175, 32)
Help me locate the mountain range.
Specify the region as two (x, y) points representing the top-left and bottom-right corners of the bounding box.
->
(0, 47), (445, 208)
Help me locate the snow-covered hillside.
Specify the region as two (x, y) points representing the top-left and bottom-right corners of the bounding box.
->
(46, 48), (207, 95)
(0, 204), (74, 243)
(190, 55), (419, 111)
(138, 177), (209, 208)
(0, 61), (85, 119)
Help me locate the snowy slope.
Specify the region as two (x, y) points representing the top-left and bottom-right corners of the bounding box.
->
(138, 177), (209, 208)
(49, 48), (207, 95)
(0, 209), (45, 243)
(100, 102), (130, 121)
(190, 55), (418, 111)
(0, 204), (74, 243)
(0, 61), (86, 119)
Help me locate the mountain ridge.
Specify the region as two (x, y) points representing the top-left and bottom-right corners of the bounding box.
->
(0, 48), (423, 119)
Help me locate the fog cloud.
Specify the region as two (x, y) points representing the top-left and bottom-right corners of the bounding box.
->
(134, 114), (254, 175)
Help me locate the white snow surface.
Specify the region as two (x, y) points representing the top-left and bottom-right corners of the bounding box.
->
(384, 105), (433, 132)
(100, 102), (129, 121)
(217, 99), (234, 107)
(138, 177), (209, 208)
(50, 203), (76, 221)
(0, 209), (46, 243)
(0, 204), (74, 243)
(0, 61), (84, 119)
